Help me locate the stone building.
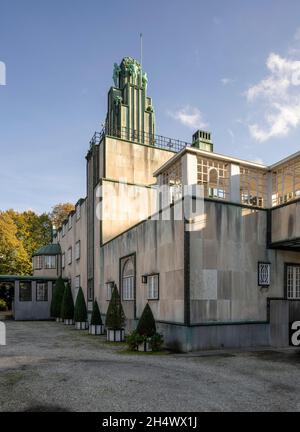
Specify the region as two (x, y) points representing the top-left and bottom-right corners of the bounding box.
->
(29, 56), (300, 351)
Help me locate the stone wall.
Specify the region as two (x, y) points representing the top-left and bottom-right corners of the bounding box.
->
(99, 217), (185, 324)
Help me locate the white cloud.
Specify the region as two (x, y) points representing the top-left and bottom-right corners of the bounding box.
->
(246, 52), (300, 142)
(168, 106), (208, 130)
(221, 77), (234, 86)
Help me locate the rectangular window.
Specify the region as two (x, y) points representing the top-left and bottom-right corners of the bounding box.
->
(88, 279), (94, 301)
(62, 253), (65, 269)
(62, 223), (66, 237)
(68, 215), (72, 230)
(287, 265), (300, 299)
(147, 274), (159, 300)
(75, 275), (80, 299)
(19, 281), (32, 301)
(123, 276), (134, 300)
(34, 255), (43, 270)
(75, 240), (80, 260)
(36, 282), (48, 301)
(106, 281), (114, 301)
(258, 262), (270, 286)
(44, 255), (56, 269)
(68, 247), (72, 265)
(76, 205), (81, 221)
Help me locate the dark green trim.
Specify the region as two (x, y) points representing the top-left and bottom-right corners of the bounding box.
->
(33, 243), (61, 257)
(269, 237), (300, 250)
(156, 319), (268, 327)
(189, 320), (268, 327)
(0, 275), (66, 282)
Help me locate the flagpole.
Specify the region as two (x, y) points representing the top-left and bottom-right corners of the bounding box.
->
(140, 32), (143, 71)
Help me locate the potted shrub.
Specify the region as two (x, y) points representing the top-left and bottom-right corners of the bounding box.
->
(126, 329), (144, 351)
(89, 299), (104, 335)
(60, 282), (74, 325)
(50, 277), (65, 322)
(136, 303), (157, 352)
(149, 332), (164, 352)
(105, 284), (126, 342)
(74, 287), (88, 330)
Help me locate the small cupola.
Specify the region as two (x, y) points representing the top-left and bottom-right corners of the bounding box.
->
(192, 130), (213, 152)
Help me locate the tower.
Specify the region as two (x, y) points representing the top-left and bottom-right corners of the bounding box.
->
(106, 57), (155, 145)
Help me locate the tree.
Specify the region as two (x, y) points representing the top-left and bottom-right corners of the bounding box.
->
(105, 284), (125, 330)
(0, 209), (52, 276)
(0, 211), (31, 275)
(74, 287), (87, 323)
(60, 283), (74, 320)
(90, 300), (103, 326)
(9, 209), (52, 257)
(49, 203), (75, 229)
(50, 277), (65, 318)
(136, 303), (156, 337)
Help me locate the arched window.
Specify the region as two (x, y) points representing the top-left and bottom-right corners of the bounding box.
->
(122, 257), (135, 300)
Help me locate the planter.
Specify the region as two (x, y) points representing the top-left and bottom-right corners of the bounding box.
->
(75, 321), (88, 330)
(89, 324), (104, 335)
(64, 319), (74, 325)
(106, 328), (125, 342)
(138, 341), (152, 352)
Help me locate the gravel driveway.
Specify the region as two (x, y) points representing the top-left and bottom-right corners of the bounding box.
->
(0, 320), (300, 412)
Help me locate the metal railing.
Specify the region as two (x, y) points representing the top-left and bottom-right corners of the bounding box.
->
(89, 126), (190, 153)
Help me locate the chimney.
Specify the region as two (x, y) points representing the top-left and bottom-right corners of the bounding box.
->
(192, 130), (213, 152)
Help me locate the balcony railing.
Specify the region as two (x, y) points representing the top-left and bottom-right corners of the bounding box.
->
(89, 126), (190, 153)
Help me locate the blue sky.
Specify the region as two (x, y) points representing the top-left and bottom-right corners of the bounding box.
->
(1, 0), (300, 213)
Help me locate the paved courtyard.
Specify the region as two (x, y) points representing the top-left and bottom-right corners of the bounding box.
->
(0, 321), (300, 412)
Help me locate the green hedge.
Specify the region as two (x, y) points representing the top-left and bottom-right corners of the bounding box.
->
(50, 277), (65, 318)
(74, 287), (87, 322)
(90, 300), (103, 325)
(136, 303), (156, 337)
(60, 282), (74, 320)
(105, 284), (125, 330)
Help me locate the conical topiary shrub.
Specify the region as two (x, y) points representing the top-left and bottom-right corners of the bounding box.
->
(136, 303), (156, 337)
(60, 282), (74, 325)
(105, 284), (126, 341)
(74, 287), (88, 330)
(50, 277), (65, 322)
(89, 299), (104, 335)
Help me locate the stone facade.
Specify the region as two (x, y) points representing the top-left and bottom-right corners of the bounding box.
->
(30, 57), (300, 351)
